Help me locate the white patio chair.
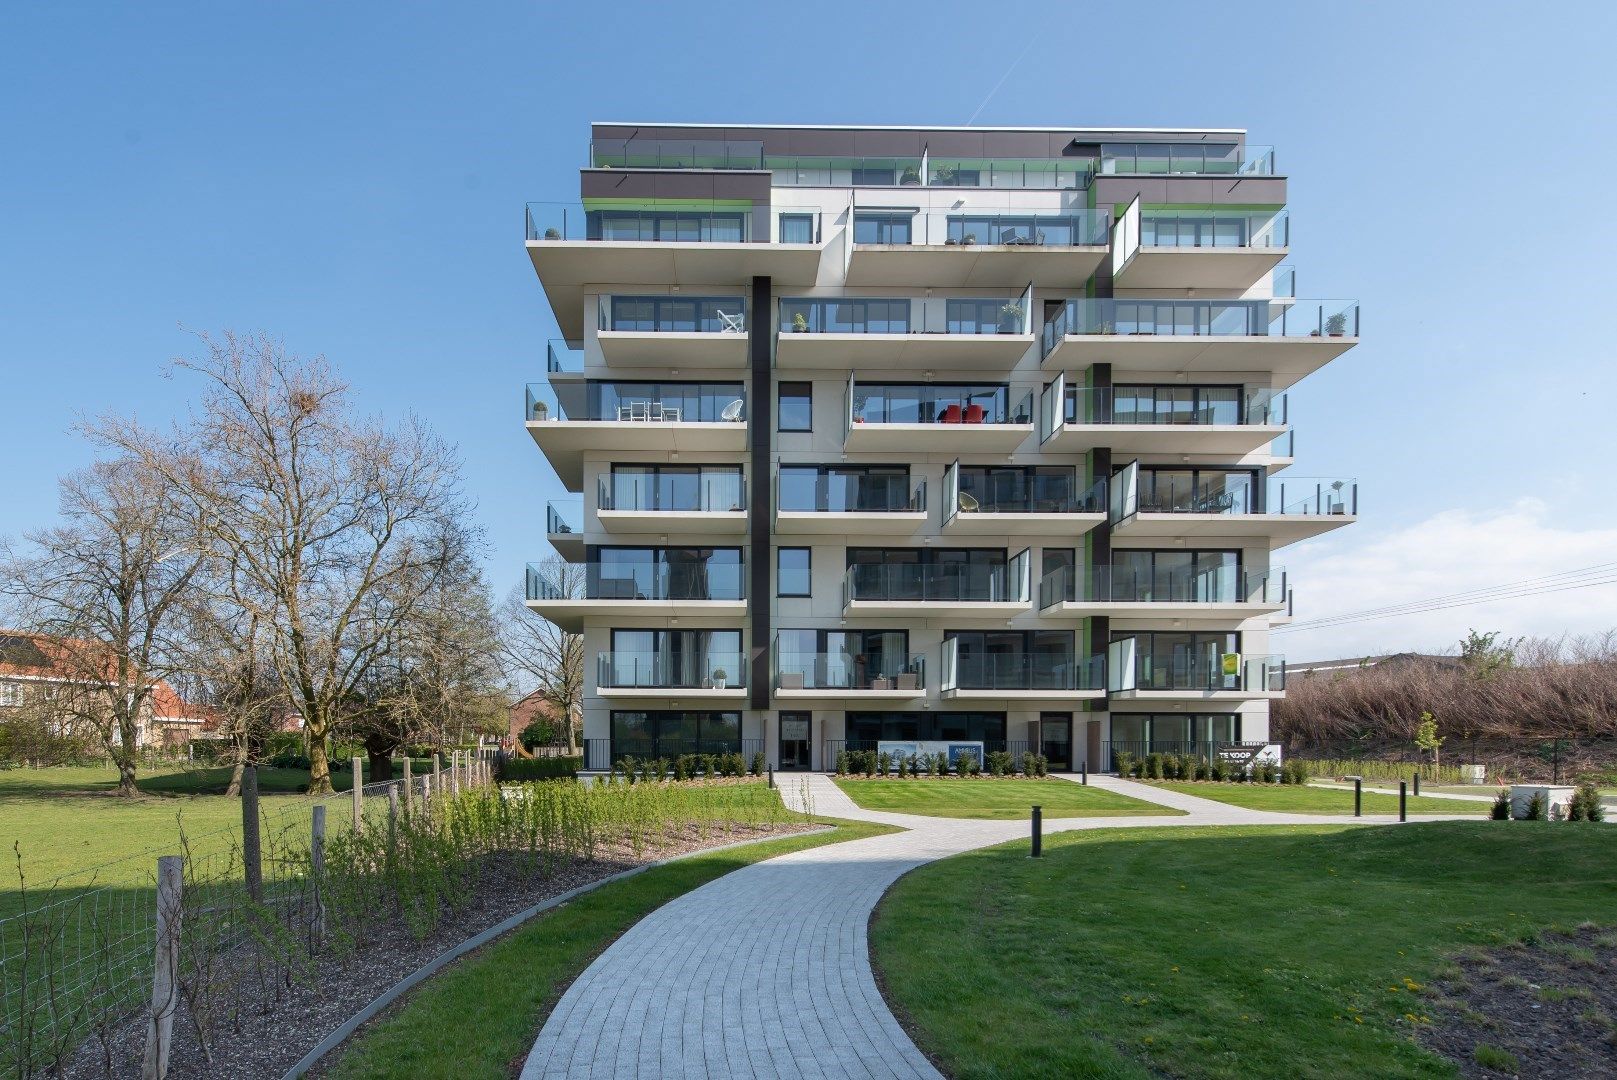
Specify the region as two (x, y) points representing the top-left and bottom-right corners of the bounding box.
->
(627, 400), (651, 422)
(720, 399), (745, 423)
(717, 310), (745, 334)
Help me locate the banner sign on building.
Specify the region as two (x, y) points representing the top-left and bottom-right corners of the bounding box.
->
(878, 740), (985, 769)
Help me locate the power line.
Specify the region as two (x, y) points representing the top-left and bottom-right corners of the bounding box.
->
(1275, 569), (1617, 634)
(1282, 560), (1617, 626)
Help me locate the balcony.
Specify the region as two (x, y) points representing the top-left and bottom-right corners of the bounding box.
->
(1040, 298), (1359, 388)
(595, 651), (747, 701)
(772, 641), (927, 703)
(1038, 565), (1288, 624)
(775, 473), (927, 536)
(1109, 467), (1357, 548)
(594, 295), (749, 368)
(1112, 205), (1289, 290)
(524, 201), (828, 337)
(524, 558), (746, 633)
(842, 380), (1035, 453)
(939, 641), (1106, 702)
(524, 382), (748, 490)
(1106, 643), (1285, 702)
(845, 204), (1110, 288)
(546, 499), (583, 562)
(841, 550), (1031, 617)
(1099, 143), (1276, 176)
(546, 339), (584, 380)
(775, 293), (1035, 371)
(941, 463), (1107, 537)
(1038, 380), (1287, 456)
(597, 472), (747, 536)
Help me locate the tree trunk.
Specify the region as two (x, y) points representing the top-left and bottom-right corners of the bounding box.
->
(367, 748), (393, 784)
(563, 711), (578, 755)
(306, 716), (333, 794)
(224, 733), (248, 797)
(114, 709), (140, 798)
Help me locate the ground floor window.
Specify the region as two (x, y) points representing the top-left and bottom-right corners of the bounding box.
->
(1107, 713), (1241, 767)
(843, 711), (1006, 749)
(610, 710), (742, 761)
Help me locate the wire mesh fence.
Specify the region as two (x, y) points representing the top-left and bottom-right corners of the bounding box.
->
(0, 750), (498, 1079)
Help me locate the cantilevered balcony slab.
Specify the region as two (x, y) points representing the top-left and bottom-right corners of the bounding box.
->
(943, 686), (1106, 703)
(842, 598), (1029, 619)
(1042, 423), (1287, 456)
(595, 330), (750, 368)
(942, 511), (1105, 537)
(843, 421), (1034, 454)
(845, 243), (1107, 289)
(1042, 334), (1355, 389)
(526, 420), (747, 491)
(775, 510), (927, 535)
(524, 597), (746, 634)
(1112, 246), (1289, 291)
(597, 509), (748, 535)
(1042, 599), (1286, 624)
(1111, 512), (1356, 549)
(772, 686), (926, 705)
(1110, 687), (1284, 703)
(775, 331), (1034, 372)
(595, 685), (748, 702)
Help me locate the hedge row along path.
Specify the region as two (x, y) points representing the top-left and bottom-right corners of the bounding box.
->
(519, 773), (1468, 1079)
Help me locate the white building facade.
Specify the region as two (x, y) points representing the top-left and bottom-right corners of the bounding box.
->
(523, 123), (1357, 773)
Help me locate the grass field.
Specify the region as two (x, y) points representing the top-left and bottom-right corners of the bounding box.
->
(872, 822), (1617, 1079)
(325, 817), (900, 1080)
(1147, 780), (1491, 816)
(833, 778), (1180, 819)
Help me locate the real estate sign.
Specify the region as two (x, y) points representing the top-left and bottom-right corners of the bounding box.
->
(878, 740), (985, 768)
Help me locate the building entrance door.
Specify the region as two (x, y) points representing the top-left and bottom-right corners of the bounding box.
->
(1040, 712), (1072, 772)
(779, 713), (811, 770)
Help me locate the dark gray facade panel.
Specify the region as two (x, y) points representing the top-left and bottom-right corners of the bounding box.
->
(1093, 176), (1288, 207)
(590, 124), (1247, 159)
(747, 275), (772, 711)
(579, 169), (773, 201)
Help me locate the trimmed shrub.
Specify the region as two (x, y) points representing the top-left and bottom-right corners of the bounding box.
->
(906, 753), (920, 778)
(956, 749), (981, 776)
(1520, 790), (1546, 821)
(751, 751), (766, 776)
(835, 750), (849, 776)
(517, 718), (554, 752)
(1112, 751), (1136, 778)
(1490, 787), (1511, 820)
(1033, 754), (1049, 778)
(1569, 781), (1605, 822)
(1145, 753), (1163, 781)
(877, 751), (892, 777)
(497, 756), (580, 782)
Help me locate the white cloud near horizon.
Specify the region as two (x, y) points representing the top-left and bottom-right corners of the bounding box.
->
(1274, 500), (1617, 660)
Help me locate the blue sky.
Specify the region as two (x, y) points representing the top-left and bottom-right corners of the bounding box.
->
(3, 0), (1615, 657)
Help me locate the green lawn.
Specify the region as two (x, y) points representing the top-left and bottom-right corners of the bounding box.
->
(872, 822), (1617, 1079)
(325, 818), (900, 1080)
(834, 778), (1180, 819)
(1147, 780), (1490, 816)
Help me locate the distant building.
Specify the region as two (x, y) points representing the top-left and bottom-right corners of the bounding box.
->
(1288, 653), (1462, 678)
(508, 689), (578, 749)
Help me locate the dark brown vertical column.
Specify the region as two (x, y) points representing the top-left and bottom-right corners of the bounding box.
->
(748, 275), (771, 711)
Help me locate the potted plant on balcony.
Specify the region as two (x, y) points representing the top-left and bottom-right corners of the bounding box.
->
(932, 164), (957, 185)
(531, 400), (549, 421)
(792, 311), (809, 334)
(711, 668), (728, 691)
(962, 232), (977, 246)
(998, 302), (1025, 334)
(852, 392), (869, 424)
(900, 166), (921, 186)
(543, 227), (561, 240)
(1325, 312), (1348, 337)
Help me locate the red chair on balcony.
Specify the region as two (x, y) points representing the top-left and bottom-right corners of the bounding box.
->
(963, 404), (986, 424)
(940, 404), (963, 424)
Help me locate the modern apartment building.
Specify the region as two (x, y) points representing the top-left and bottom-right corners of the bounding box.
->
(522, 122), (1357, 773)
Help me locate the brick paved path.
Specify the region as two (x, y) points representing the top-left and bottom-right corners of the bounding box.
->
(520, 772), (1456, 1078)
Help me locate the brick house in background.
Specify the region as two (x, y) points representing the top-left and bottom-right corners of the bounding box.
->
(507, 689), (579, 751)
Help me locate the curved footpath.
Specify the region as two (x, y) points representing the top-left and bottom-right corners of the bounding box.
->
(520, 773), (1467, 1079)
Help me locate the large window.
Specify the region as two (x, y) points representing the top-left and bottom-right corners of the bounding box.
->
(853, 212), (911, 245)
(607, 296), (744, 333)
(780, 298), (910, 334)
(1107, 385), (1242, 426)
(605, 465), (743, 512)
(957, 465), (1080, 513)
(945, 630), (1077, 690)
(779, 465), (912, 512)
(586, 381), (745, 423)
(777, 629), (911, 689)
(846, 547), (1011, 602)
(1108, 550), (1241, 602)
(610, 711), (742, 759)
(1107, 714), (1241, 757)
(1135, 467), (1259, 514)
(777, 382), (812, 432)
(606, 630), (743, 688)
(589, 547), (744, 600)
(844, 711), (1006, 747)
(776, 548), (811, 597)
(852, 382), (1021, 425)
(778, 213), (816, 244)
(1113, 631), (1240, 691)
(587, 210), (746, 243)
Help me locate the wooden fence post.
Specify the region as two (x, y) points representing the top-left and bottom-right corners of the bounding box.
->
(450, 750), (461, 798)
(141, 855), (183, 1080)
(241, 765), (262, 903)
(310, 805), (327, 950)
(386, 782), (399, 854)
(402, 757), (413, 814)
(422, 773), (432, 814)
(350, 755), (364, 833)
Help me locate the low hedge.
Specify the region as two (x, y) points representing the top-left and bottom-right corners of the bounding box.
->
(497, 756), (581, 782)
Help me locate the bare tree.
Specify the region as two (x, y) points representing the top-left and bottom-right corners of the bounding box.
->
(171, 592), (285, 796)
(498, 557), (584, 753)
(0, 458), (204, 795)
(104, 332), (473, 794)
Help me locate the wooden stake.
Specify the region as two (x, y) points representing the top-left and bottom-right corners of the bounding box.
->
(241, 765), (262, 903)
(350, 756), (364, 833)
(140, 855), (183, 1080)
(310, 805), (327, 949)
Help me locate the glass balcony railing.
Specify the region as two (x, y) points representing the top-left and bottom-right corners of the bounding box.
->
(773, 642), (926, 692)
(1038, 565), (1286, 608)
(778, 296), (1031, 336)
(1041, 299), (1360, 357)
(940, 641), (1105, 692)
(596, 651), (747, 690)
(842, 553), (1030, 606)
(600, 471), (746, 513)
(857, 206), (1110, 248)
(547, 339), (583, 374)
(525, 201), (823, 244)
(947, 468), (1107, 517)
(597, 295), (747, 334)
(847, 382), (1036, 429)
(1100, 143), (1276, 176)
(1118, 476), (1356, 518)
(768, 156), (924, 186)
(1271, 264), (1297, 299)
(1139, 208), (1288, 249)
(1112, 649), (1286, 693)
(920, 158), (1094, 190)
(524, 382), (747, 424)
(777, 473), (925, 514)
(546, 499), (581, 537)
(590, 138), (766, 170)
(526, 558), (745, 602)
(1062, 386), (1286, 426)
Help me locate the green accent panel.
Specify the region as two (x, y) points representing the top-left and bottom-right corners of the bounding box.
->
(581, 197), (755, 211)
(1140, 203), (1285, 212)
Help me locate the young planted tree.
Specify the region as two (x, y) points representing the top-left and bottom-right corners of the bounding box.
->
(0, 457), (204, 795)
(106, 332), (473, 794)
(497, 561), (584, 753)
(1413, 711), (1444, 777)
